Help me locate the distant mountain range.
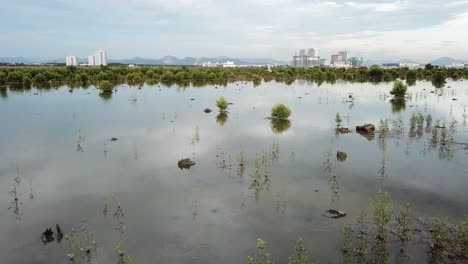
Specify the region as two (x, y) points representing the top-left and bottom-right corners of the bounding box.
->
(365, 57), (467, 66)
(0, 56), (288, 66)
(1, 56), (466, 66)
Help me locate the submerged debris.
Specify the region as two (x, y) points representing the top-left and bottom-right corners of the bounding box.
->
(41, 228), (54, 244)
(325, 209), (347, 219)
(337, 127), (351, 134)
(178, 159), (196, 170)
(204, 108), (212, 113)
(356, 124), (376, 134)
(56, 224), (64, 243)
(110, 137), (118, 142)
(336, 151), (347, 162)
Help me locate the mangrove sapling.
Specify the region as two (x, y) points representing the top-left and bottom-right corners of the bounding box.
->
(216, 96), (228, 112)
(288, 238), (315, 264)
(410, 113), (418, 130)
(335, 113), (343, 128)
(426, 114), (433, 128)
(247, 239), (273, 264)
(417, 113), (425, 128)
(390, 80), (408, 98)
(340, 225), (353, 253)
(431, 127), (439, 142)
(448, 120), (457, 140)
(371, 191), (393, 241)
(396, 204), (413, 252)
(355, 211), (370, 257)
(271, 104), (292, 120)
(378, 118), (389, 138)
(429, 218), (451, 260)
(440, 128), (448, 144)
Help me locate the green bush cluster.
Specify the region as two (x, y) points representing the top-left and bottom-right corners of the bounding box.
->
(271, 104), (291, 120)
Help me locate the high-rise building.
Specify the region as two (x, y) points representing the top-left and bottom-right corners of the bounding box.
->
(66, 56), (78, 66)
(88, 55), (95, 66)
(299, 49), (306, 56)
(338, 51), (349, 61)
(94, 50), (108, 66)
(307, 48), (318, 57)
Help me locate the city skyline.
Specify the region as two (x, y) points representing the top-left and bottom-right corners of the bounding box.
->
(1, 0), (468, 61)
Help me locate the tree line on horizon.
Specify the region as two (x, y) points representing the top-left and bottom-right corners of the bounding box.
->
(0, 64), (466, 90)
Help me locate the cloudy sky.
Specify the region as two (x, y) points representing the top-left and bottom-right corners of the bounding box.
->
(1, 0), (468, 62)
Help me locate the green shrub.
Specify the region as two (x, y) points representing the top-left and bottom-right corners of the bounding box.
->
(216, 96), (228, 112)
(99, 80), (114, 92)
(271, 104), (291, 120)
(390, 80), (407, 97)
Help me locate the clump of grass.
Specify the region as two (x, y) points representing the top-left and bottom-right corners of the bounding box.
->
(396, 204), (413, 252)
(271, 104), (291, 120)
(379, 118), (389, 138)
(288, 238), (312, 264)
(248, 239), (272, 264)
(216, 96), (228, 112)
(371, 191), (393, 241)
(335, 113), (343, 128)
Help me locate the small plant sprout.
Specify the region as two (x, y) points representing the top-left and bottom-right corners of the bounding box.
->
(216, 96), (228, 112)
(247, 239), (273, 264)
(448, 120), (457, 140)
(335, 113), (343, 128)
(371, 191), (393, 241)
(440, 128), (448, 144)
(396, 204), (413, 252)
(355, 211), (369, 257)
(271, 104), (292, 120)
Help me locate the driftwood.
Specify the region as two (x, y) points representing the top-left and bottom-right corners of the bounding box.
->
(325, 209), (347, 219)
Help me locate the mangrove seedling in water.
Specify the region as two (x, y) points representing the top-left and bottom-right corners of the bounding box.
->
(340, 225), (353, 253)
(216, 96), (228, 112)
(378, 119), (389, 138)
(335, 113), (343, 128)
(247, 239), (273, 264)
(396, 204), (413, 252)
(371, 191), (393, 241)
(271, 103), (291, 120)
(288, 238), (313, 264)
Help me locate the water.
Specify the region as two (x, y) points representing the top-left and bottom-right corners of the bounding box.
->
(0, 80), (467, 263)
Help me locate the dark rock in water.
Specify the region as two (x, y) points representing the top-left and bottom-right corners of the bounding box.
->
(228, 102), (234, 105)
(356, 124), (375, 134)
(298, 96), (302, 99)
(41, 228), (54, 244)
(348, 94), (353, 99)
(337, 127), (351, 134)
(204, 108), (212, 113)
(110, 137), (118, 142)
(336, 151), (347, 162)
(452, 98), (458, 101)
(178, 158), (196, 170)
(325, 209), (346, 219)
(56, 224), (64, 243)
(190, 98), (195, 101)
(314, 189), (319, 192)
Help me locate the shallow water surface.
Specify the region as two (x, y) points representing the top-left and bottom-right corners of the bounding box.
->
(0, 80), (467, 263)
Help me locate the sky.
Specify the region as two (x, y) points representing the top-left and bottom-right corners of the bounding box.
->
(1, 0), (468, 62)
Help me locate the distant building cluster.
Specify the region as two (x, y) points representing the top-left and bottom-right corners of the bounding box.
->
(65, 49), (108, 66)
(65, 56), (78, 66)
(88, 50), (108, 66)
(292, 48), (326, 67)
(330, 51), (363, 68)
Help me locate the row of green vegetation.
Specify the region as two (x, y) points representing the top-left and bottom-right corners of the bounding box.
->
(247, 192), (467, 264)
(0, 64), (466, 89)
